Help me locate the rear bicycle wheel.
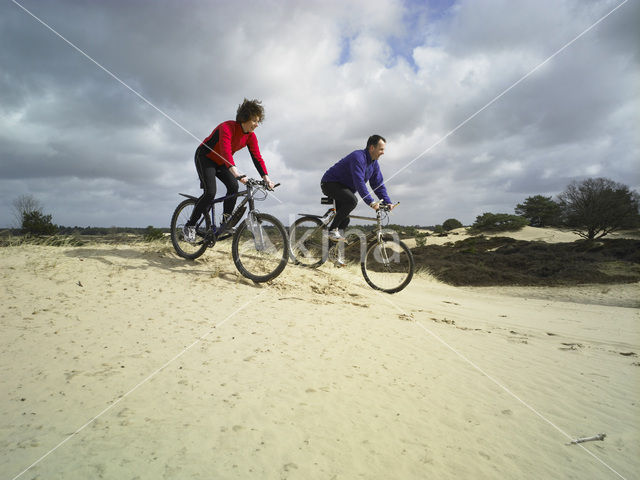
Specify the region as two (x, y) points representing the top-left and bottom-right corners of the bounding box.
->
(288, 216), (328, 268)
(170, 198), (211, 260)
(361, 236), (414, 293)
(232, 212), (288, 282)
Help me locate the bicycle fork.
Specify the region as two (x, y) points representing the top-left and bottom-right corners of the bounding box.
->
(373, 232), (399, 267)
(246, 211), (267, 251)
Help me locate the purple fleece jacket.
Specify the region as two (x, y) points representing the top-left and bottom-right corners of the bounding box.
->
(321, 149), (391, 205)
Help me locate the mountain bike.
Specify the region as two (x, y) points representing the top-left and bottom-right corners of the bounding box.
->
(289, 197), (414, 293)
(170, 178), (288, 283)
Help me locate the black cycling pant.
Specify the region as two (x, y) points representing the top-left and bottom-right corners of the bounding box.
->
(321, 182), (358, 231)
(188, 154), (238, 226)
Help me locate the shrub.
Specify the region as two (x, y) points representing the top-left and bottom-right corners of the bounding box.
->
(469, 212), (528, 233)
(22, 210), (58, 236)
(403, 226), (418, 237)
(515, 195), (561, 227)
(557, 178), (640, 240)
(442, 218), (463, 231)
(143, 225), (164, 242)
(415, 232), (428, 247)
(13, 194), (57, 236)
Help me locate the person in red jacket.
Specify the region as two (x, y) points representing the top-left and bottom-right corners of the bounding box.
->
(183, 99), (274, 241)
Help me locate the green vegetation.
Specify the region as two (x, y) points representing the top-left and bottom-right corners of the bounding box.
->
(412, 236), (640, 286)
(442, 218), (463, 231)
(21, 210), (57, 236)
(515, 195), (561, 227)
(143, 225), (165, 241)
(557, 178), (640, 240)
(7, 193), (169, 245)
(469, 212), (528, 233)
(1, 226), (170, 247)
(415, 232), (428, 247)
(12, 194), (57, 236)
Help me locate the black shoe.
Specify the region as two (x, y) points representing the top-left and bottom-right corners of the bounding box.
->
(220, 214), (238, 235)
(219, 224), (235, 235)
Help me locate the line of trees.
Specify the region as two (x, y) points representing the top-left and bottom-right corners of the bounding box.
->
(9, 177), (639, 242)
(403, 177), (638, 240)
(514, 178), (639, 239)
(8, 194), (166, 239)
(440, 177), (638, 240)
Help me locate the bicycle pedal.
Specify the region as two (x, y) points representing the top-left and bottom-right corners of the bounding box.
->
(203, 231), (216, 246)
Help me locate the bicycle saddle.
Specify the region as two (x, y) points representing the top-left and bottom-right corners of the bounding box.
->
(320, 196), (334, 205)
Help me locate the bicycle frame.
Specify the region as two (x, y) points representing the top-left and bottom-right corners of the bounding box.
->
(298, 202), (390, 237)
(179, 181), (264, 241)
(295, 202), (399, 260)
(342, 210), (399, 262)
(289, 198), (413, 292)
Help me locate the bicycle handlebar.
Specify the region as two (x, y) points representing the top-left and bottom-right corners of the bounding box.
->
(244, 178), (280, 191)
(374, 201), (399, 212)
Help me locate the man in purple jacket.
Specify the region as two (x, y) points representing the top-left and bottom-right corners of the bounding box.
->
(321, 135), (393, 241)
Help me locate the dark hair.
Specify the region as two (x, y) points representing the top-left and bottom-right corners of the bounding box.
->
(236, 98), (265, 123)
(366, 134), (386, 149)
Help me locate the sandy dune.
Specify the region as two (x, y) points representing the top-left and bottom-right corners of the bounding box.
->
(1, 240), (638, 479)
(405, 225), (638, 248)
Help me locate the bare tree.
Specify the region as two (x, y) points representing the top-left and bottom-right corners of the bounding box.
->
(557, 178), (640, 240)
(11, 194), (42, 228)
(11, 194), (57, 235)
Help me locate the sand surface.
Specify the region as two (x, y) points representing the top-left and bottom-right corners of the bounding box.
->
(405, 225), (639, 247)
(1, 240), (639, 479)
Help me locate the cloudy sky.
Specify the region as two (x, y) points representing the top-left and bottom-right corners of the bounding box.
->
(1, 0), (638, 228)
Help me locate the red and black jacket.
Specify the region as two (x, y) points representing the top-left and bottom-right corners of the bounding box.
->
(197, 120), (268, 177)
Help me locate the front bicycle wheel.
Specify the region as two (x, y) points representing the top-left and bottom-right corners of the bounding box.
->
(232, 212), (288, 282)
(289, 216), (328, 268)
(170, 198), (211, 260)
(361, 236), (414, 293)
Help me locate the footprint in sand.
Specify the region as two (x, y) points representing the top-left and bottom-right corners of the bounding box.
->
(507, 330), (529, 344)
(430, 317), (455, 325)
(282, 463), (298, 473)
